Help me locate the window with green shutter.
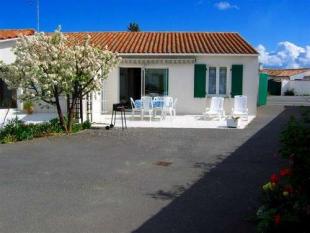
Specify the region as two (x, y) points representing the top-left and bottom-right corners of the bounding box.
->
(231, 65), (243, 97)
(194, 64), (206, 98)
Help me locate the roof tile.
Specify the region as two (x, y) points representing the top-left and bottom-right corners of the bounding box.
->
(0, 29), (35, 40)
(65, 32), (258, 55)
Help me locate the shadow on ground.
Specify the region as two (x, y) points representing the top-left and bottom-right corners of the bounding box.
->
(132, 107), (302, 233)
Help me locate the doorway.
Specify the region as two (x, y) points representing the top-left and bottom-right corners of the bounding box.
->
(119, 67), (169, 107)
(120, 68), (142, 106)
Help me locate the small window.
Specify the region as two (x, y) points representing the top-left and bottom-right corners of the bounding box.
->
(207, 66), (229, 96)
(208, 67), (217, 95)
(219, 67), (227, 95)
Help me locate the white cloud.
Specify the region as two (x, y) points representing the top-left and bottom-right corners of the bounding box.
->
(214, 1), (239, 10)
(256, 42), (310, 68)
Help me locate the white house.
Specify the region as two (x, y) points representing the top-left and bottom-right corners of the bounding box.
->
(66, 32), (259, 122)
(1, 30), (259, 123)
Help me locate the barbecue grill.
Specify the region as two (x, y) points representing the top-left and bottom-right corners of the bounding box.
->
(106, 103), (127, 130)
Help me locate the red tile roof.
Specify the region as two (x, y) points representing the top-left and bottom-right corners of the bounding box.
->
(0, 29), (35, 40)
(262, 68), (310, 77)
(65, 32), (258, 55)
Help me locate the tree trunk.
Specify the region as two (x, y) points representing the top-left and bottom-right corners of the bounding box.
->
(55, 94), (68, 133)
(66, 95), (77, 133)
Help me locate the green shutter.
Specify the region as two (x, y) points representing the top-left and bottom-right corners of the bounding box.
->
(194, 64), (206, 98)
(258, 73), (268, 106)
(231, 65), (243, 97)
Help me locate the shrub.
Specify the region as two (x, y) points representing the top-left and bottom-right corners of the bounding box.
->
(256, 108), (310, 233)
(284, 89), (295, 96)
(82, 120), (92, 129)
(0, 117), (90, 144)
(0, 134), (17, 144)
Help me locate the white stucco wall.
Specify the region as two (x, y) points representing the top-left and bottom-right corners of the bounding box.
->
(282, 80), (310, 96)
(0, 40), (16, 64)
(96, 54), (259, 118)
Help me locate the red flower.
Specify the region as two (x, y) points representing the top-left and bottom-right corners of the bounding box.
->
(274, 214), (281, 225)
(270, 174), (279, 183)
(284, 185), (294, 193)
(280, 168), (292, 177)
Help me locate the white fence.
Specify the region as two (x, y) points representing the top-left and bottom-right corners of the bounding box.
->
(282, 80), (310, 96)
(268, 96), (310, 106)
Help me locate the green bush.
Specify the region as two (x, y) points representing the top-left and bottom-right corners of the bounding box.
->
(0, 117), (90, 144)
(82, 120), (92, 129)
(256, 108), (310, 233)
(284, 89), (295, 96)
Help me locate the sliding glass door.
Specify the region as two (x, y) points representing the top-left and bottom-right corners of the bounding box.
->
(144, 69), (169, 97)
(119, 68), (169, 105)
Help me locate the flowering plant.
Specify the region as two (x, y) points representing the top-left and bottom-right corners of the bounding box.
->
(256, 110), (310, 233)
(0, 26), (120, 133)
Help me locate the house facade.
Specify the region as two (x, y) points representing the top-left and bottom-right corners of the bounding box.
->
(0, 30), (259, 122)
(65, 32), (259, 122)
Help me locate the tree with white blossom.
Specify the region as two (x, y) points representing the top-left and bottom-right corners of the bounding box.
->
(0, 27), (120, 133)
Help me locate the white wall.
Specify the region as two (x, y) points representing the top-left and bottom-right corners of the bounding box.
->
(98, 55), (259, 118)
(282, 80), (310, 96)
(0, 40), (16, 64)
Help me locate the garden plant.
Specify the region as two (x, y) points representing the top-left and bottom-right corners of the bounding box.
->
(256, 108), (310, 233)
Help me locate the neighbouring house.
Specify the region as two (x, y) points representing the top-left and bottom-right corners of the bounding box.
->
(262, 68), (310, 96)
(0, 29), (35, 109)
(0, 30), (259, 122)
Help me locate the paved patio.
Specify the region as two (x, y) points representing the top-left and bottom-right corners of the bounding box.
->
(93, 114), (255, 129)
(0, 106), (302, 233)
(1, 109), (254, 129)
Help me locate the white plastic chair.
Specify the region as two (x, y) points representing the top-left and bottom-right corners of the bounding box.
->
(153, 96), (164, 118)
(172, 98), (177, 117)
(141, 96), (153, 121)
(161, 96), (174, 119)
(232, 95), (249, 120)
(203, 97), (225, 120)
(130, 97), (141, 119)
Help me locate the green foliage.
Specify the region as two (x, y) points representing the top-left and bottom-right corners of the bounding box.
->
(284, 89), (295, 96)
(82, 120), (92, 129)
(0, 117), (90, 144)
(127, 22), (140, 32)
(23, 100), (33, 110)
(256, 107), (310, 233)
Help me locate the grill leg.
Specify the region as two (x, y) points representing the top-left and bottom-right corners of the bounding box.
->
(124, 110), (127, 129)
(121, 111), (124, 130)
(110, 110), (114, 127)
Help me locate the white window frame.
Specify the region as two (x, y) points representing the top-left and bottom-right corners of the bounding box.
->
(206, 66), (231, 97)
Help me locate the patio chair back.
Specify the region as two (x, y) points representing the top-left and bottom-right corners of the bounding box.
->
(210, 97), (224, 113)
(173, 98), (178, 109)
(234, 95), (247, 113)
(141, 96), (153, 110)
(163, 96), (173, 108)
(130, 97), (136, 109)
(153, 96), (164, 101)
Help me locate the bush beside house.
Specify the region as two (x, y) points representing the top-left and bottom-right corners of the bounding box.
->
(0, 118), (91, 144)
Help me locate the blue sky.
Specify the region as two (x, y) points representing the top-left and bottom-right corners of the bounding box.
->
(1, 0), (310, 68)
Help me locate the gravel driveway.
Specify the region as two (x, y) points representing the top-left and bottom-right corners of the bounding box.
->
(0, 105), (300, 233)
